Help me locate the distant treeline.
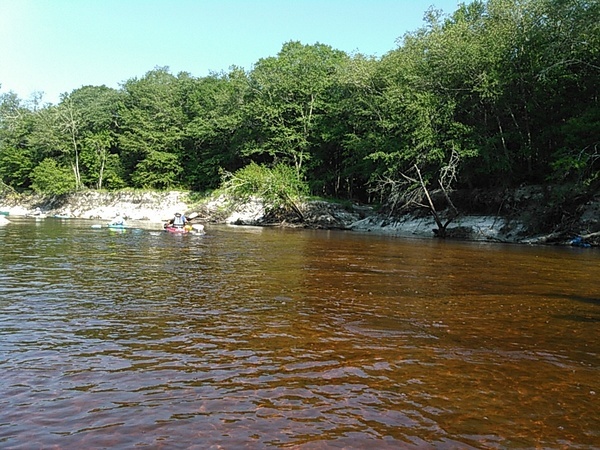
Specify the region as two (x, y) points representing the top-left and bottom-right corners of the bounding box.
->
(0, 0), (598, 203)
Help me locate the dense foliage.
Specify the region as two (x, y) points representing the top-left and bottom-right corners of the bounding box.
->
(220, 162), (309, 219)
(1, 0), (598, 205)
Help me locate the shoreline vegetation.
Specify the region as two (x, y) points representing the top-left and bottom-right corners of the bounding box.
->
(1, 1), (598, 249)
(1, 188), (598, 247)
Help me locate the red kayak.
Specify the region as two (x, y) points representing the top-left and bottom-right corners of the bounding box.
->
(164, 224), (205, 234)
(165, 226), (190, 233)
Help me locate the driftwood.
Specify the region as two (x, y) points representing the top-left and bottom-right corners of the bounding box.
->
(522, 230), (599, 246)
(522, 231), (568, 244)
(581, 231), (600, 240)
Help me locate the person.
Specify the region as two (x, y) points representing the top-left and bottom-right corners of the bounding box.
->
(172, 212), (187, 228)
(30, 207), (46, 218)
(109, 212), (125, 226)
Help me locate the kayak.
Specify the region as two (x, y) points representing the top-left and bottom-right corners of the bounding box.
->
(165, 226), (191, 233)
(26, 208), (47, 219)
(165, 224), (205, 234)
(91, 223), (128, 229)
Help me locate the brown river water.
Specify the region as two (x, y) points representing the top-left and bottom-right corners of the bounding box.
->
(0, 218), (598, 449)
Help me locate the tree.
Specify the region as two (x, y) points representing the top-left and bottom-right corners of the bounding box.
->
(0, 92), (36, 188)
(245, 42), (348, 180)
(308, 53), (379, 200)
(118, 67), (186, 188)
(373, 150), (461, 237)
(30, 158), (75, 195)
(66, 85), (122, 189)
(181, 67), (249, 190)
(365, 47), (476, 203)
(82, 131), (113, 189)
(534, 0), (600, 186)
(130, 150), (182, 189)
(56, 95), (83, 190)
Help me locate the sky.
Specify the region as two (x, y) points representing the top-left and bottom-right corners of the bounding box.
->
(0, 0), (462, 105)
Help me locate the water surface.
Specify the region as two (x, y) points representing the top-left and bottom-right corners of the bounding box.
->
(0, 218), (598, 448)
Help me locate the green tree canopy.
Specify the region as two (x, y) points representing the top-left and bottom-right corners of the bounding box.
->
(0, 0), (597, 208)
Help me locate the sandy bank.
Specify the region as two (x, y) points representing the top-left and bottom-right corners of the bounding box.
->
(0, 191), (190, 223)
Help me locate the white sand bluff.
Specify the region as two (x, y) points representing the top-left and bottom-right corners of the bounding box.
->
(0, 191), (191, 222)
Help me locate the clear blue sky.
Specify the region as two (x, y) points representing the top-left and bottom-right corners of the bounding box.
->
(0, 0), (461, 105)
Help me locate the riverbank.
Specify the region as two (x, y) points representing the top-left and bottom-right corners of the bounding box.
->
(1, 188), (598, 246)
(0, 190), (190, 223)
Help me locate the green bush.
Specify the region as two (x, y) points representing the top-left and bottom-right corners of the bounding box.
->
(220, 162), (308, 217)
(31, 159), (76, 195)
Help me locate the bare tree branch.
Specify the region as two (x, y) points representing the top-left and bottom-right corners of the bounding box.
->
(370, 149), (462, 237)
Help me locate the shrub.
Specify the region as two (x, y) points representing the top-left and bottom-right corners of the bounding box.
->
(220, 162), (308, 218)
(31, 159), (76, 195)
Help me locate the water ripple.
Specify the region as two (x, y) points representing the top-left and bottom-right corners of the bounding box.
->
(0, 220), (598, 448)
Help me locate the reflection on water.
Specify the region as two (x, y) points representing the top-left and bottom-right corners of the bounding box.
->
(0, 218), (598, 449)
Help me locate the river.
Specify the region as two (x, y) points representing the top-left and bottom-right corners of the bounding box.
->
(0, 217), (598, 449)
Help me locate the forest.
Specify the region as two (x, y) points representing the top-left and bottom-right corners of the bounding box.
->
(0, 0), (598, 216)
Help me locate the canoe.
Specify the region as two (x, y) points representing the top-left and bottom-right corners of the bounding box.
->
(0, 211), (9, 216)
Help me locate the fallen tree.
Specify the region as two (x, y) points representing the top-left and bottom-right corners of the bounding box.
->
(372, 150), (461, 238)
